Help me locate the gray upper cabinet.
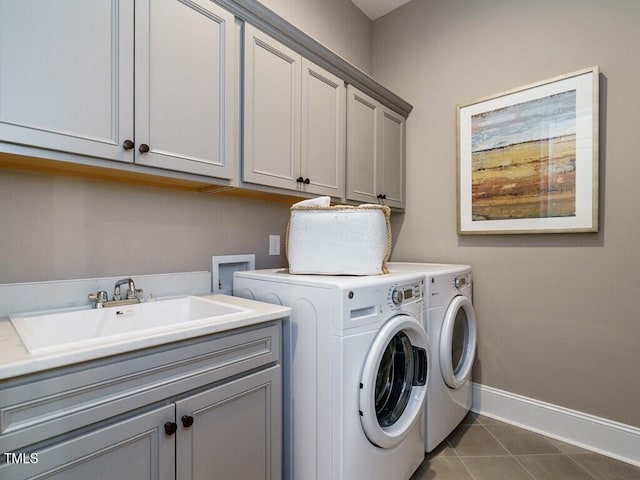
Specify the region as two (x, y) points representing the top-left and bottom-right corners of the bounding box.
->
(243, 24), (345, 198)
(243, 24), (301, 191)
(135, 0), (235, 178)
(0, 0), (134, 162)
(300, 59), (346, 198)
(1, 0), (409, 198)
(379, 107), (406, 209)
(346, 86), (378, 204)
(0, 0), (235, 179)
(346, 85), (405, 209)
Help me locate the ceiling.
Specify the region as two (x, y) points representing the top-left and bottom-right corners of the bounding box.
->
(350, 0), (412, 20)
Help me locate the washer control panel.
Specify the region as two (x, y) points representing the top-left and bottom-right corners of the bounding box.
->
(388, 281), (423, 307)
(454, 273), (471, 289)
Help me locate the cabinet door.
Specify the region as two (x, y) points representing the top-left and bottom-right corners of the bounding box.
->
(0, 405), (175, 480)
(243, 24), (301, 191)
(379, 106), (406, 209)
(134, 0), (235, 179)
(300, 59), (345, 198)
(0, 0), (134, 162)
(346, 85), (379, 203)
(347, 86), (406, 209)
(175, 366), (282, 480)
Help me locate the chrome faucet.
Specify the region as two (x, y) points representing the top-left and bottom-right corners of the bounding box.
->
(113, 278), (138, 301)
(88, 278), (143, 309)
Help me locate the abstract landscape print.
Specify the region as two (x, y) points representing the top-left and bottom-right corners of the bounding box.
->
(470, 90), (577, 221)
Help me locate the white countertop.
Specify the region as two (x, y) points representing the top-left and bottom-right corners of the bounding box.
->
(0, 294), (290, 381)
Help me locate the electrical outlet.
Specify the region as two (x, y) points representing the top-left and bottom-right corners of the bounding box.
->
(269, 235), (280, 256)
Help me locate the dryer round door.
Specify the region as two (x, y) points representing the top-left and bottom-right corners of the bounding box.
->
(439, 295), (477, 389)
(359, 314), (430, 449)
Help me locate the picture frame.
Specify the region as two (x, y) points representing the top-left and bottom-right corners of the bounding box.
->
(457, 66), (599, 234)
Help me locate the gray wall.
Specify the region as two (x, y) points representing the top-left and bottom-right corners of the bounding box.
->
(0, 0), (372, 284)
(0, 171), (291, 283)
(372, 0), (640, 427)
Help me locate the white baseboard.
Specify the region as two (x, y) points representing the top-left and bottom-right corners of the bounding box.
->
(472, 382), (640, 467)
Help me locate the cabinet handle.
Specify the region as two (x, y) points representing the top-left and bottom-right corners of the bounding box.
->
(377, 194), (387, 200)
(139, 143), (150, 153)
(303, 178), (310, 184)
(122, 139), (134, 150)
(296, 176), (304, 183)
(164, 421), (178, 436)
(181, 415), (194, 428)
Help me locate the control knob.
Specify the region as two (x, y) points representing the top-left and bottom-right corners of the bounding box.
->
(454, 276), (467, 289)
(391, 288), (404, 305)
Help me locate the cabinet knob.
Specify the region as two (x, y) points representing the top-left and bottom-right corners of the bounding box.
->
(164, 421), (178, 436)
(376, 193), (387, 200)
(181, 415), (194, 428)
(303, 178), (310, 185)
(122, 139), (134, 150)
(139, 143), (150, 153)
(296, 176), (304, 183)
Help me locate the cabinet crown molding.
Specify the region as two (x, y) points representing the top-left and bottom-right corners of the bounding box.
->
(213, 0), (413, 117)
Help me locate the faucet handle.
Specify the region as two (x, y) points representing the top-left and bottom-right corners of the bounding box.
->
(126, 287), (143, 300)
(88, 290), (109, 308)
(90, 291), (108, 302)
(125, 279), (140, 300)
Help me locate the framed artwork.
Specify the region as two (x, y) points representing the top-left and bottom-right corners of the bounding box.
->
(457, 66), (599, 234)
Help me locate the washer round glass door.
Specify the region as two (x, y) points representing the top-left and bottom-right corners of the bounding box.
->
(359, 314), (429, 449)
(439, 295), (477, 389)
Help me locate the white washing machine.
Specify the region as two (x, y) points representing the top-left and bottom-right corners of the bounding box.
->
(388, 262), (477, 452)
(233, 269), (430, 480)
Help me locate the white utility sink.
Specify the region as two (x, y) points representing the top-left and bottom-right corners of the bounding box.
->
(10, 296), (252, 355)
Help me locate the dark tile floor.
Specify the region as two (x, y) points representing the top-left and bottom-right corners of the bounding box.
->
(410, 413), (640, 480)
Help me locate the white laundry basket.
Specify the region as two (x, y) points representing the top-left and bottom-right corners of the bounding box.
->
(286, 197), (392, 275)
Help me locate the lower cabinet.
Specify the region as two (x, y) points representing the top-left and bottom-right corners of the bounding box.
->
(1, 405), (176, 480)
(0, 323), (282, 480)
(176, 367), (281, 480)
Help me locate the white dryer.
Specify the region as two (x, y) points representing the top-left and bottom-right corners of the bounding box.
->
(388, 263), (478, 452)
(233, 269), (429, 480)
